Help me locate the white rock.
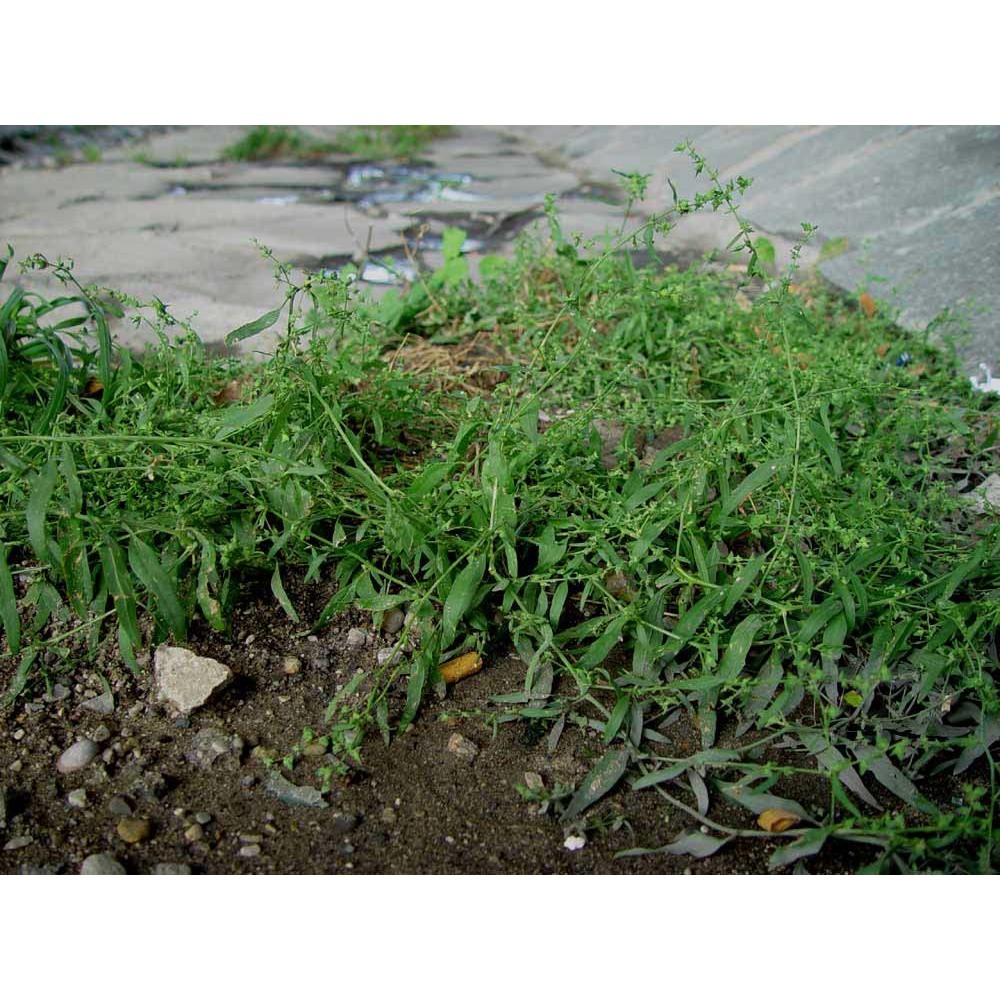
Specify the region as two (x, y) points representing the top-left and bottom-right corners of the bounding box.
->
(56, 738), (99, 774)
(154, 645), (233, 714)
(563, 834), (587, 852)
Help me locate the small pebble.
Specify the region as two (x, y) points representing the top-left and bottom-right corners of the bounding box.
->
(66, 788), (88, 809)
(45, 683), (70, 702)
(238, 833), (262, 844)
(151, 863), (192, 875)
(194, 811), (212, 825)
(239, 844), (261, 858)
(383, 608), (405, 634)
(107, 796), (133, 817)
(376, 647), (402, 667)
(282, 655), (302, 675)
(183, 823), (203, 843)
(117, 817), (152, 844)
(447, 733), (479, 760)
(80, 852), (126, 875)
(91, 724), (112, 743)
(56, 738), (99, 774)
(12, 729), (24, 741)
(564, 834), (587, 852)
(381, 806), (397, 825)
(346, 628), (367, 648)
(80, 691), (115, 715)
(241, 775), (256, 787)
(4, 834), (33, 851)
(330, 812), (358, 835)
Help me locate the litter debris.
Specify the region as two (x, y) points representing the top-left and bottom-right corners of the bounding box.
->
(970, 363), (1000, 394)
(439, 651), (483, 684)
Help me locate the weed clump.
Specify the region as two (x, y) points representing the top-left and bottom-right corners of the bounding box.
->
(222, 125), (334, 162)
(1, 149), (998, 873)
(331, 125), (454, 159)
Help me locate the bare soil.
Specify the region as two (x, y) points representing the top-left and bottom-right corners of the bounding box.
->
(0, 569), (889, 875)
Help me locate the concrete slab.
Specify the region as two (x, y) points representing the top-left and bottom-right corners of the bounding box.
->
(507, 126), (1000, 374)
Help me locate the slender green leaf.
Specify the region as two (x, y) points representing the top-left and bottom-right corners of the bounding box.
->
(99, 537), (140, 672)
(722, 553), (766, 614)
(26, 458), (58, 565)
(129, 535), (187, 639)
(718, 613), (764, 682)
(270, 564), (300, 623)
(442, 553), (487, 643)
(769, 829), (829, 868)
(561, 746), (630, 823)
(225, 304), (284, 344)
(0, 544), (21, 655)
(720, 458), (785, 517)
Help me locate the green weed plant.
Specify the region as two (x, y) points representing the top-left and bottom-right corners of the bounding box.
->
(0, 146), (997, 872)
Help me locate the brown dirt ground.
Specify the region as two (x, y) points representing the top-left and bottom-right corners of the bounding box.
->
(0, 569), (899, 875)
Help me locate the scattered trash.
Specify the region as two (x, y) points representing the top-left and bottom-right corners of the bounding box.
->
(361, 258), (418, 285)
(757, 809), (801, 833)
(439, 651), (483, 684)
(970, 363), (1000, 394)
(895, 351), (912, 367)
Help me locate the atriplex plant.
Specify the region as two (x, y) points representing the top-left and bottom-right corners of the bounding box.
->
(0, 145), (997, 871)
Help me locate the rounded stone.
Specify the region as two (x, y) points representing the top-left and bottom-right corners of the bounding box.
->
(183, 823), (203, 843)
(151, 863), (192, 875)
(66, 788), (88, 809)
(383, 608), (405, 634)
(107, 796), (134, 817)
(56, 738), (100, 774)
(117, 817), (152, 844)
(80, 852), (126, 875)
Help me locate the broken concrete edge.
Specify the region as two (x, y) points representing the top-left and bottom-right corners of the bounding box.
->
(153, 644), (234, 715)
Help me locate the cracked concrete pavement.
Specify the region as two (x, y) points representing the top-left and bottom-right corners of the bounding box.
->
(2, 125), (996, 372)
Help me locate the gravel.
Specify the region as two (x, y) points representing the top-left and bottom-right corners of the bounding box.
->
(55, 738), (100, 774)
(80, 852), (127, 875)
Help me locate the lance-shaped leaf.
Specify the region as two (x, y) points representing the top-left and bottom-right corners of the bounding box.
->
(225, 304), (284, 345)
(561, 746), (630, 824)
(769, 828), (829, 869)
(441, 554), (487, 645)
(619, 829), (733, 860)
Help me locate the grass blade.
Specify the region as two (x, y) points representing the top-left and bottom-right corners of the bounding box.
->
(26, 457), (58, 566)
(99, 537), (140, 672)
(0, 544), (21, 655)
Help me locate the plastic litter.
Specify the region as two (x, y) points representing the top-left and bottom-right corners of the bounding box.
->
(970, 363), (1000, 394)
